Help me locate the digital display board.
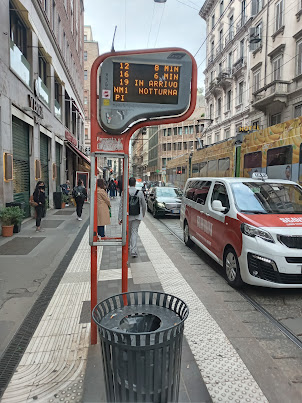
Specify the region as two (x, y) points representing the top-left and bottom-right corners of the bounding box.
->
(99, 50), (194, 134)
(113, 62), (181, 104)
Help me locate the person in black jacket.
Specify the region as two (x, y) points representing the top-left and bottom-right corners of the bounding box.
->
(72, 179), (87, 220)
(33, 181), (46, 232)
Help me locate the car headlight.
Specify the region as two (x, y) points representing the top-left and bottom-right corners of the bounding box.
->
(240, 223), (275, 243)
(157, 202), (165, 208)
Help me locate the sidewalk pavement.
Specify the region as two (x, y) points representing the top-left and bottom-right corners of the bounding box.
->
(0, 196), (269, 402)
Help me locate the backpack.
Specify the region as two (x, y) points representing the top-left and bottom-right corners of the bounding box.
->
(73, 186), (85, 200)
(129, 190), (140, 216)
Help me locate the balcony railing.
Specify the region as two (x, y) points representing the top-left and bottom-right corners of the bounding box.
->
(232, 57), (246, 75)
(225, 31), (234, 46)
(55, 100), (62, 120)
(296, 0), (302, 20)
(208, 53), (214, 65)
(217, 69), (232, 82)
(216, 43), (223, 57)
(236, 15), (248, 31)
(38, 77), (50, 106)
(254, 80), (289, 101)
(10, 40), (31, 87)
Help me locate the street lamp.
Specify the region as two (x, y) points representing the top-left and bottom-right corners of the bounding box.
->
(154, 0), (167, 2)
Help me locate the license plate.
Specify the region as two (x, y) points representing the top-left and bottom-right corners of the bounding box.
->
(172, 209), (180, 214)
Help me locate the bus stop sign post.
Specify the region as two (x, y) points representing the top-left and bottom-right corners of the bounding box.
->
(90, 48), (197, 344)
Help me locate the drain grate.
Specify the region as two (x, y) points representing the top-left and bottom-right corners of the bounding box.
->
(0, 220), (89, 398)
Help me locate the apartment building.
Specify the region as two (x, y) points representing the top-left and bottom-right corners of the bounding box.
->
(248, 0), (302, 127)
(200, 0), (253, 142)
(0, 0), (85, 216)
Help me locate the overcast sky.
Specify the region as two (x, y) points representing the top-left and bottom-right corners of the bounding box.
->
(84, 0), (206, 88)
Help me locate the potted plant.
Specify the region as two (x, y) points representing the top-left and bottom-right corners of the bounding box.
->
(0, 206), (24, 237)
(61, 194), (69, 208)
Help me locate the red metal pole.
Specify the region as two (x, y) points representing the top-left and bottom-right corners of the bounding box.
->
(122, 155), (129, 296)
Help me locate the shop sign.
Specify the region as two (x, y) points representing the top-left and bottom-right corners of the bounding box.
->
(28, 94), (44, 122)
(65, 130), (78, 146)
(239, 125), (259, 133)
(97, 137), (123, 152)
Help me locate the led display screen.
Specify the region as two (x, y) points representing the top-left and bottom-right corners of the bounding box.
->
(112, 62), (181, 104)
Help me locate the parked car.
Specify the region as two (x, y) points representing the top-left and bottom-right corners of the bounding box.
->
(180, 174), (302, 288)
(147, 187), (183, 218)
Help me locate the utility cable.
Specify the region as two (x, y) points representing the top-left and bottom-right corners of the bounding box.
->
(147, 1), (156, 48)
(154, 2), (166, 47)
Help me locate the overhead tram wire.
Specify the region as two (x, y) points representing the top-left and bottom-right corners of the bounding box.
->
(175, 0), (199, 11)
(154, 2), (166, 47)
(147, 1), (156, 48)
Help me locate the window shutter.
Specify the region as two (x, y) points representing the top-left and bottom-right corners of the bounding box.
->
(251, 0), (257, 17)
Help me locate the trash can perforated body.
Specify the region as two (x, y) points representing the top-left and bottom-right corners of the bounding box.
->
(92, 291), (189, 402)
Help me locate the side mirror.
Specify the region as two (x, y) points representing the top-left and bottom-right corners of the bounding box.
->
(212, 200), (226, 212)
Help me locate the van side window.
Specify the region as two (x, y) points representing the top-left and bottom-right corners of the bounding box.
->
(194, 181), (211, 205)
(267, 146), (292, 180)
(211, 183), (230, 212)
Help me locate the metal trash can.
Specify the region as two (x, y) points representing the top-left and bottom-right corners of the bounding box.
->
(92, 291), (189, 403)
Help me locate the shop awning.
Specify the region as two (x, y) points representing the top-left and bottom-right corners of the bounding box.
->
(66, 141), (101, 173)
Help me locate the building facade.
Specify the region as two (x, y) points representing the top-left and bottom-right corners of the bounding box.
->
(0, 0), (86, 217)
(248, 0), (302, 127)
(201, 0), (252, 144)
(200, 0), (302, 142)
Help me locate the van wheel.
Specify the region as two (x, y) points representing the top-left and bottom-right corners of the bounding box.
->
(184, 222), (193, 247)
(224, 247), (243, 288)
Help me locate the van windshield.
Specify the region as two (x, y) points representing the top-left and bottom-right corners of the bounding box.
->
(231, 182), (302, 214)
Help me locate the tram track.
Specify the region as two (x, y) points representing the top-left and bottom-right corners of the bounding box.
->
(157, 216), (302, 351)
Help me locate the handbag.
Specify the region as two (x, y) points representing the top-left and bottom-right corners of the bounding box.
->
(29, 195), (38, 207)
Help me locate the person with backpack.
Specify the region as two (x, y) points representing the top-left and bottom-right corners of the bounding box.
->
(72, 179), (87, 221)
(118, 177), (146, 258)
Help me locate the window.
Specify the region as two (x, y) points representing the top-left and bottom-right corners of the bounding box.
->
(244, 151), (262, 177)
(228, 52), (232, 70)
(167, 128), (171, 136)
(84, 97), (88, 104)
(219, 62), (222, 74)
(225, 129), (230, 139)
(84, 51), (87, 61)
(189, 141), (193, 149)
(192, 164), (199, 174)
(183, 142), (187, 150)
(10, 5), (27, 57)
(211, 40), (214, 58)
(267, 145), (292, 180)
(240, 39), (244, 58)
(212, 14), (215, 29)
(85, 128), (88, 139)
(184, 126), (188, 134)
(189, 126), (194, 134)
(217, 98), (222, 116)
(271, 113), (281, 125)
(54, 77), (60, 103)
(215, 132), (220, 142)
(220, 0), (224, 16)
(163, 128), (167, 136)
(173, 127), (177, 135)
(84, 34), (87, 41)
(226, 90), (232, 111)
(39, 51), (47, 84)
(275, 0), (284, 32)
(252, 0), (262, 15)
(238, 81), (244, 104)
(208, 160), (218, 176)
(218, 158), (230, 176)
(178, 127), (182, 135)
(200, 162), (207, 177)
(272, 56), (282, 80)
(253, 23), (262, 50)
(207, 135), (211, 145)
(173, 143), (177, 150)
(229, 15), (234, 37)
(211, 183), (230, 212)
(162, 158), (167, 168)
(253, 69), (261, 92)
(84, 70), (87, 80)
(209, 104), (213, 119)
(58, 16), (61, 47)
(297, 39), (302, 76)
(52, 1), (56, 30)
(294, 103), (302, 118)
(167, 143), (171, 151)
(178, 142), (182, 150)
(162, 143), (167, 151)
(219, 29), (223, 49)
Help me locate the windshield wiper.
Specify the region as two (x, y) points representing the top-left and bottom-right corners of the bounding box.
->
(240, 210), (268, 214)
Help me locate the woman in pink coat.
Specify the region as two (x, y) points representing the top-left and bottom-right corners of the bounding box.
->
(97, 178), (111, 238)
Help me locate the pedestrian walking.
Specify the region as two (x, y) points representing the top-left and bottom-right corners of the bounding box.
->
(118, 176), (146, 257)
(114, 178), (118, 196)
(109, 179), (116, 198)
(97, 178), (111, 239)
(72, 179), (87, 221)
(33, 181), (46, 232)
(60, 179), (71, 206)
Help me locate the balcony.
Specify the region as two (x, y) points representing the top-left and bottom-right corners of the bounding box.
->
(208, 78), (222, 96)
(10, 40), (31, 87)
(232, 57), (246, 76)
(208, 53), (214, 65)
(217, 69), (232, 88)
(225, 31), (234, 46)
(216, 43), (223, 57)
(252, 80), (290, 112)
(236, 15), (248, 32)
(38, 77), (50, 106)
(54, 100), (62, 120)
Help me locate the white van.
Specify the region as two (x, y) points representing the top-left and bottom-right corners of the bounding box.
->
(180, 175), (302, 288)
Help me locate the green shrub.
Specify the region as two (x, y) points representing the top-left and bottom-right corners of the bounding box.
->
(62, 194), (69, 203)
(0, 206), (24, 226)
